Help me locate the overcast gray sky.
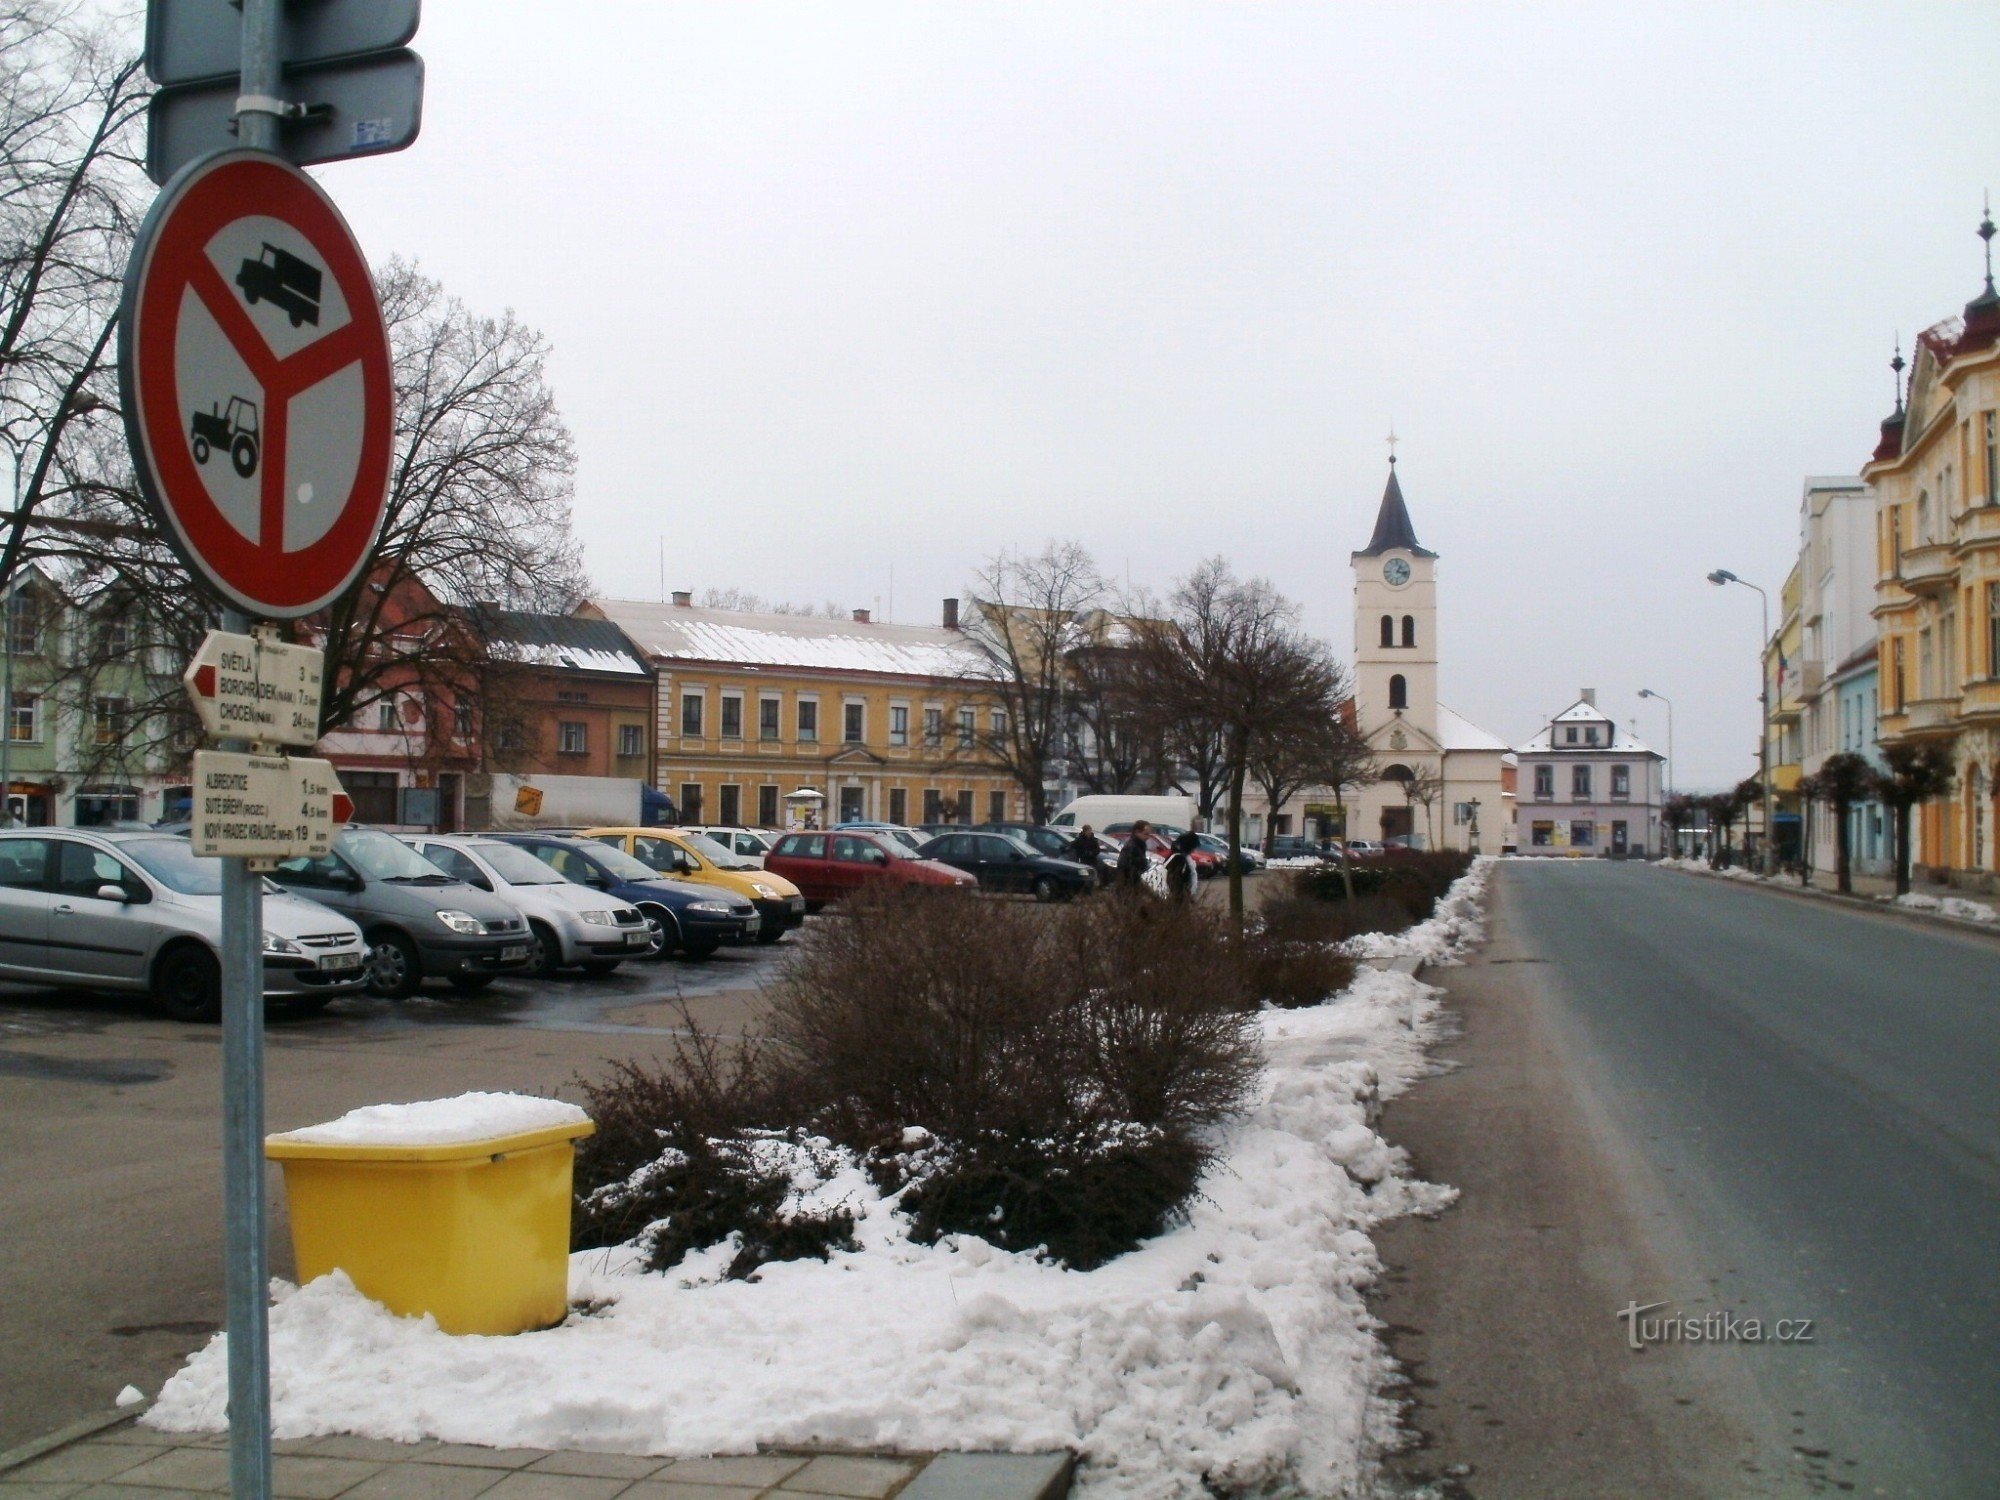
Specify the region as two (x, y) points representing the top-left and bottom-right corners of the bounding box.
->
(302, 2), (1996, 789)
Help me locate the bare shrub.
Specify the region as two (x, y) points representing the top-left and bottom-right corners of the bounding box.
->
(571, 1015), (853, 1279)
(769, 886), (1261, 1268)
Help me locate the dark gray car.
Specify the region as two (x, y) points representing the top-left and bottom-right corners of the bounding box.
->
(268, 827), (532, 997)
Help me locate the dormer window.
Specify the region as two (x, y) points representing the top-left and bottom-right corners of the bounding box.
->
(1585, 726), (1599, 744)
(1564, 726), (1578, 744)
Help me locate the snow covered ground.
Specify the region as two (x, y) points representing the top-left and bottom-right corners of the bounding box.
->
(145, 864), (1495, 1498)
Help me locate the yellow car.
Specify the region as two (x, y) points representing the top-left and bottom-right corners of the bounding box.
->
(581, 827), (806, 943)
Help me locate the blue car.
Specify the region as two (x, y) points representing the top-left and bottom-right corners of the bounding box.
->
(490, 833), (759, 959)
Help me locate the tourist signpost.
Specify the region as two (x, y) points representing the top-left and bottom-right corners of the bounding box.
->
(121, 4), (419, 1493)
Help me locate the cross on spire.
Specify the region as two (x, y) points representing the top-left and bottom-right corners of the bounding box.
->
(1386, 426), (1398, 466)
(1981, 190), (1996, 295)
(1891, 336), (1905, 413)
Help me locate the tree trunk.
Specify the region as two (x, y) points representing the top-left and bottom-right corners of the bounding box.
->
(1335, 793), (1355, 900)
(1894, 804), (1912, 896)
(1226, 761), (1247, 924)
(1834, 794), (1852, 895)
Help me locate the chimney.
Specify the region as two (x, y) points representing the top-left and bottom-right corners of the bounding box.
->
(671, 590), (692, 608)
(942, 597), (960, 630)
(1581, 687), (1596, 706)
(852, 608), (871, 624)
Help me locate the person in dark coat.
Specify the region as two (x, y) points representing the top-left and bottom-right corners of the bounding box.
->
(1165, 828), (1200, 900)
(1068, 825), (1105, 884)
(1115, 820), (1152, 889)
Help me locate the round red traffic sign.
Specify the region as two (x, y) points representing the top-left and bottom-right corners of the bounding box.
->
(120, 150), (393, 619)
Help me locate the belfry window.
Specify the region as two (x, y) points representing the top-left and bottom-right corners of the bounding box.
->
(1389, 674), (1408, 710)
(1401, 615), (1416, 648)
(1380, 614), (1395, 647)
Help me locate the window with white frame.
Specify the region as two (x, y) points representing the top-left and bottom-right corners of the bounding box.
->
(957, 706), (975, 748)
(797, 697), (818, 741)
(559, 721), (587, 754)
(990, 708), (1006, 737)
(760, 696), (781, 740)
(720, 693), (743, 739)
(1611, 765), (1630, 799)
(889, 704), (909, 746)
(617, 723), (643, 757)
(1571, 764), (1591, 798)
(681, 691), (704, 737)
(93, 696), (127, 746)
(1533, 764), (1554, 800)
(843, 700), (865, 743)
(7, 693), (39, 743)
(923, 706), (943, 746)
(375, 698), (398, 732)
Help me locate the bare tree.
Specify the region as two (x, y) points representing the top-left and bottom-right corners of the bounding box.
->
(957, 542), (1104, 823)
(1132, 559), (1345, 920)
(1872, 741), (1955, 896)
(1401, 764), (1447, 849)
(1248, 700), (1359, 852)
(698, 588), (846, 618)
(0, 3), (148, 589)
(1063, 622), (1165, 795)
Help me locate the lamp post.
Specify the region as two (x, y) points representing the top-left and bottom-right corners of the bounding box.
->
(1707, 569), (1774, 873)
(1638, 688), (1673, 857)
(1466, 796), (1481, 854)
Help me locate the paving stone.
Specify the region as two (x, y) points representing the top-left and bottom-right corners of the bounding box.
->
(616, 1483), (764, 1500)
(524, 1452), (668, 1480)
(0, 1446), (164, 1487)
(90, 1427), (176, 1447)
(68, 1486), (200, 1499)
(653, 1456), (806, 1487)
(777, 1456), (918, 1498)
(425, 1446), (552, 1471)
(475, 1474), (633, 1500)
(65, 1446), (227, 1492)
(305, 1435), (437, 1463)
(273, 1454), (392, 1497)
(0, 1481), (86, 1498)
(900, 1453), (1073, 1500)
(340, 1463), (505, 1500)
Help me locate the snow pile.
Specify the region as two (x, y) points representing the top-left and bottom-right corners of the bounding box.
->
(1891, 892), (1998, 923)
(1266, 856), (1330, 870)
(1339, 857), (1493, 968)
(149, 871), (1495, 1498)
(1657, 856), (1766, 883)
(271, 1093), (591, 1148)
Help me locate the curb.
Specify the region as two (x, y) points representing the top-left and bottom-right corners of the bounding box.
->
(1656, 864), (2000, 941)
(0, 1406), (146, 1476)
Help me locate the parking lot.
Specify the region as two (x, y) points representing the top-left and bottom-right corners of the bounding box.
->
(0, 934), (799, 1452)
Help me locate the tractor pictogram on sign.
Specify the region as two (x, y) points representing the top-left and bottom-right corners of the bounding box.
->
(119, 150), (393, 620)
(189, 395), (260, 476)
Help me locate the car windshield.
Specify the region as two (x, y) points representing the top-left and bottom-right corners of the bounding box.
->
(682, 831), (754, 869)
(581, 842), (663, 882)
(121, 836), (224, 895)
(883, 829), (927, 855)
(467, 840), (567, 885)
(999, 834), (1040, 858)
(339, 827), (453, 883)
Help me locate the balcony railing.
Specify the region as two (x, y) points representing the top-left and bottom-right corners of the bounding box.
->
(1896, 542), (1957, 595)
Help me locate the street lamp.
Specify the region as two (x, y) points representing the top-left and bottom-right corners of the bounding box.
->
(1706, 569), (1774, 874)
(1637, 688), (1673, 797)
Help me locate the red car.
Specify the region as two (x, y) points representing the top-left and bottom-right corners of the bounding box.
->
(764, 830), (975, 907)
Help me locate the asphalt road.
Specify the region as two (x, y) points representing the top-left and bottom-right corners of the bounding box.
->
(0, 934), (793, 1453)
(1384, 861), (2000, 1498)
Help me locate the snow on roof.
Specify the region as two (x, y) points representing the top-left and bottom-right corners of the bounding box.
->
(1516, 720), (1659, 756)
(1436, 703), (1509, 752)
(1550, 700), (1614, 723)
(591, 598), (991, 681)
(481, 611), (649, 677)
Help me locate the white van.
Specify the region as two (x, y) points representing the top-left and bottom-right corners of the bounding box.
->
(1049, 794), (1199, 833)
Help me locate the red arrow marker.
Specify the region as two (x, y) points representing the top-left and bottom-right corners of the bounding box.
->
(192, 663), (217, 698)
(331, 792), (354, 824)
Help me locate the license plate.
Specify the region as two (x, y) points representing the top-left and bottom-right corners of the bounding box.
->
(320, 952), (361, 971)
(626, 930), (651, 946)
(788, 897), (806, 911)
(501, 944), (529, 961)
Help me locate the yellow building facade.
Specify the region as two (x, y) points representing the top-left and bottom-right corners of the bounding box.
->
(1864, 228), (2000, 886)
(584, 595), (1020, 830)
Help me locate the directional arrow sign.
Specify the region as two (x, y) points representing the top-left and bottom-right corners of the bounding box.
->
(184, 629), (325, 747)
(192, 750), (350, 859)
(146, 0), (421, 87)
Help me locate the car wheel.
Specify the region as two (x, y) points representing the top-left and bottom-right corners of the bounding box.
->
(448, 975), (495, 994)
(1033, 875), (1059, 903)
(580, 960), (621, 976)
(153, 944), (221, 1023)
(638, 904), (674, 959)
(365, 931), (422, 999)
(526, 920), (562, 978)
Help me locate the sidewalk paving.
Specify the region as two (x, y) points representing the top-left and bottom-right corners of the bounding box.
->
(0, 1417), (1072, 1500)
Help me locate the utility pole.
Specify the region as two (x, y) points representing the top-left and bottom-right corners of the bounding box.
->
(1707, 571), (1773, 874)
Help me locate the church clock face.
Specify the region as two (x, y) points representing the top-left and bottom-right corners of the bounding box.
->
(1382, 558), (1412, 587)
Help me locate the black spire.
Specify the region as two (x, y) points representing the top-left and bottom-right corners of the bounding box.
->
(1963, 193), (2000, 327)
(1891, 337), (1906, 414)
(1356, 462), (1437, 558)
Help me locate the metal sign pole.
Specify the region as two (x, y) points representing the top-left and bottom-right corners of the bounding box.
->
(224, 6), (279, 1495)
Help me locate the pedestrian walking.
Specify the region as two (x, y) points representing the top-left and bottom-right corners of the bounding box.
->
(1115, 820), (1152, 890)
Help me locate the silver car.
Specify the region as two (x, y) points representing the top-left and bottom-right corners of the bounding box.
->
(679, 826), (776, 867)
(402, 834), (655, 974)
(0, 829), (368, 1023)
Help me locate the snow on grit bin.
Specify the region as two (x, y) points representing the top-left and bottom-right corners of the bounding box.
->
(266, 1116), (595, 1336)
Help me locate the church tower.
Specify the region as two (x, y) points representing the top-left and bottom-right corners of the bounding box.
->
(1351, 456), (1439, 747)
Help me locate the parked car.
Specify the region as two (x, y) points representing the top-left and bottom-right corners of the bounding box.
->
(0, 828), (367, 1023)
(916, 830), (1096, 900)
(490, 832), (760, 958)
(765, 830), (975, 906)
(268, 827), (533, 999)
(1196, 832), (1264, 873)
(833, 822), (932, 855)
(679, 825), (777, 866)
(581, 827), (806, 944)
(1267, 835), (1335, 862)
(975, 821), (1119, 883)
(401, 834), (653, 976)
(1049, 793), (1198, 834)
(1343, 839), (1385, 858)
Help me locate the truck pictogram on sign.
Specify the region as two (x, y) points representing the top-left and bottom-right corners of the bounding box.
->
(235, 242), (322, 327)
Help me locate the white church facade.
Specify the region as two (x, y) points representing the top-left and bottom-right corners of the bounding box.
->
(1342, 461), (1511, 853)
